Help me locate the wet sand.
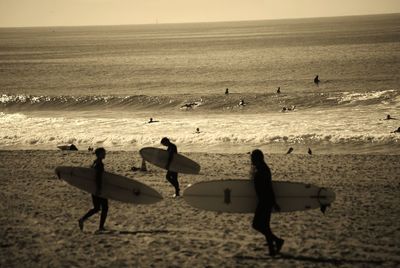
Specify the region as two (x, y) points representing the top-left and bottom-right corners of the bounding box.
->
(1, 150), (399, 267)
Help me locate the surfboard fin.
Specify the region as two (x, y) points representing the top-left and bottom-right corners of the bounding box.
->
(140, 159), (147, 171)
(132, 188), (141, 196)
(224, 188), (231, 204)
(320, 204), (330, 214)
(54, 169), (61, 179)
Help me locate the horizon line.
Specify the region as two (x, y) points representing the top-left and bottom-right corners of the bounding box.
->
(0, 12), (399, 29)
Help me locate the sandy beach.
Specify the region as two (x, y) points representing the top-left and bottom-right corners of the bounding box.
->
(1, 149), (399, 267)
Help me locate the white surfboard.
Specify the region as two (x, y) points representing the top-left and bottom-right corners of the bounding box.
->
(183, 180), (335, 213)
(55, 166), (162, 204)
(139, 147), (200, 174)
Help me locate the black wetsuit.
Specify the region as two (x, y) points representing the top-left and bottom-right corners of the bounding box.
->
(252, 163), (280, 254)
(314, 75), (320, 84)
(81, 159), (108, 229)
(166, 143), (180, 195)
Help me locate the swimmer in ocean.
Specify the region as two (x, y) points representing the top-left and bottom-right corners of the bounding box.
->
(181, 103), (195, 109)
(148, 118), (159, 123)
(384, 114), (397, 120)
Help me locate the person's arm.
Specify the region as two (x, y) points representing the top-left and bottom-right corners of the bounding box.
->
(166, 146), (175, 170)
(266, 168), (280, 211)
(254, 170), (267, 201)
(94, 161), (103, 196)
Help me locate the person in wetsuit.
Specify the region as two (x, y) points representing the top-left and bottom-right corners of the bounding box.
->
(314, 75), (320, 85)
(161, 137), (180, 197)
(250, 149), (284, 256)
(78, 147), (109, 232)
(384, 114), (397, 120)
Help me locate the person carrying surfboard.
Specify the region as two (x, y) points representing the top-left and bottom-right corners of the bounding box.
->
(250, 149), (284, 256)
(78, 147), (109, 232)
(161, 137), (180, 197)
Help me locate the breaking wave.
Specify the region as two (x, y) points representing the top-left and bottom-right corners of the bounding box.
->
(0, 89), (399, 113)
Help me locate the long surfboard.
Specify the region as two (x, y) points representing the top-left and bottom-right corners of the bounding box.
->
(183, 180), (335, 213)
(55, 166), (162, 204)
(139, 147), (200, 174)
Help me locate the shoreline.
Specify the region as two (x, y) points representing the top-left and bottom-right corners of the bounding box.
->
(1, 144), (399, 155)
(1, 150), (399, 267)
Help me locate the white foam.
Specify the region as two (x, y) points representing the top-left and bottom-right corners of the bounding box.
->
(1, 109), (399, 152)
(338, 90), (395, 104)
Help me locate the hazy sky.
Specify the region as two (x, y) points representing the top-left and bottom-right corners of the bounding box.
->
(0, 0), (399, 27)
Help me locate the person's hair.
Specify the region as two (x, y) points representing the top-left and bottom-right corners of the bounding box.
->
(161, 137), (170, 144)
(94, 147), (106, 157)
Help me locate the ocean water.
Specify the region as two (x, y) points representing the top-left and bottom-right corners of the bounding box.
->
(1, 14), (399, 154)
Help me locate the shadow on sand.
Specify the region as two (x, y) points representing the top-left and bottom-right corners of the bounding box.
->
(94, 229), (170, 236)
(235, 253), (386, 266)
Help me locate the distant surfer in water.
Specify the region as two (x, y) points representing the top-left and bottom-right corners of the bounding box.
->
(225, 88), (229, 95)
(181, 103), (196, 109)
(276, 87), (281, 94)
(384, 114), (396, 120)
(161, 137), (180, 197)
(239, 99), (246, 106)
(250, 149), (284, 256)
(393, 127), (400, 133)
(281, 105), (295, 112)
(148, 118), (160, 123)
(314, 75), (320, 85)
(78, 147), (108, 232)
(195, 128), (201, 134)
